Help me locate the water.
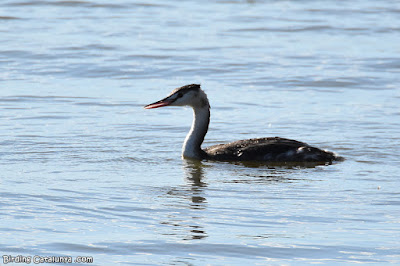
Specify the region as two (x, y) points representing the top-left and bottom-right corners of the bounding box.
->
(1, 0), (399, 265)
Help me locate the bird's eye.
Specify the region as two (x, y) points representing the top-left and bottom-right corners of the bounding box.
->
(177, 92), (183, 98)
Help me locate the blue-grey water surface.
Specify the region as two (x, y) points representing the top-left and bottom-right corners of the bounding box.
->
(1, 0), (400, 265)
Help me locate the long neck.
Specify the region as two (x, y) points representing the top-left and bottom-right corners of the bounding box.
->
(182, 104), (210, 159)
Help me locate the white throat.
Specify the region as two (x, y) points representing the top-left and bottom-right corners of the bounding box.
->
(182, 104), (210, 159)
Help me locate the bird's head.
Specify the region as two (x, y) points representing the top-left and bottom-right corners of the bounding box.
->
(144, 84), (209, 109)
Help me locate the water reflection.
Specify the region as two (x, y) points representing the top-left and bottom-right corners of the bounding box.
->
(182, 159), (208, 207)
(160, 159), (208, 240)
(181, 159), (208, 240)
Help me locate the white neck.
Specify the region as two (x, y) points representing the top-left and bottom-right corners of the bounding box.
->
(182, 104), (210, 159)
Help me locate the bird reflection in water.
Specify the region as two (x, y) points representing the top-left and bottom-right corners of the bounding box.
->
(183, 159), (208, 207)
(182, 159), (208, 240)
(160, 159), (208, 240)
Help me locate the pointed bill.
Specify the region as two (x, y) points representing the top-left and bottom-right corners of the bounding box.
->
(144, 98), (173, 109)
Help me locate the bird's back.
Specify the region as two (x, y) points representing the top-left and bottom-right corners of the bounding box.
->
(204, 137), (340, 162)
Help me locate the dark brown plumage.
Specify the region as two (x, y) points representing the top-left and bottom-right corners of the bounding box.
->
(204, 137), (340, 162)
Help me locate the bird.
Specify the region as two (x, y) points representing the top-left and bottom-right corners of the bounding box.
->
(144, 84), (343, 164)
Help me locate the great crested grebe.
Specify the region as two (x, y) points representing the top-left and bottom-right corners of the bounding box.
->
(145, 84), (342, 163)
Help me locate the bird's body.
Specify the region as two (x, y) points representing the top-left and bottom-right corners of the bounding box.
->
(145, 84), (342, 164)
(204, 137), (338, 162)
